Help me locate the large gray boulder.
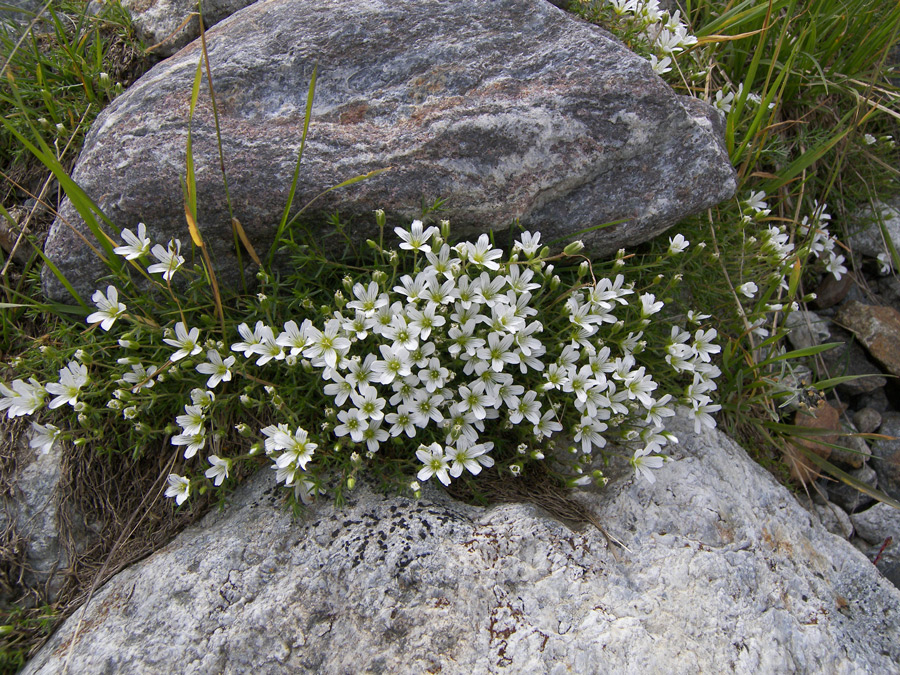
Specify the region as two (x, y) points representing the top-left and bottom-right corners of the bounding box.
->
(43, 0), (735, 302)
(22, 411), (900, 674)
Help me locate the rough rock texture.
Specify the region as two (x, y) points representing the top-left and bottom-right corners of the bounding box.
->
(812, 499), (854, 540)
(42, 0), (736, 302)
(826, 465), (877, 514)
(849, 198), (900, 260)
(835, 301), (900, 379)
(851, 502), (900, 589)
(870, 412), (900, 503)
(784, 310), (831, 352)
(23, 412), (900, 674)
(120, 0), (258, 56)
(0, 426), (70, 601)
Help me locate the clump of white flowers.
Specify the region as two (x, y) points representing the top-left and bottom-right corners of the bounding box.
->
(222, 220), (720, 495)
(599, 0), (697, 74)
(1, 217), (723, 505)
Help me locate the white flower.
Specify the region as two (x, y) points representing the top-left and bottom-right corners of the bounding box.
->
(346, 281), (388, 316)
(165, 474), (191, 505)
(395, 220), (437, 253)
(303, 319), (351, 370)
(713, 89), (735, 113)
(533, 409), (562, 439)
(386, 406), (416, 438)
(447, 442), (494, 477)
(231, 321), (266, 357)
(416, 442), (452, 486)
(513, 231), (541, 256)
(744, 191), (770, 216)
(30, 422), (61, 454)
(46, 361), (89, 409)
(737, 281), (758, 298)
(0, 378), (46, 418)
(205, 455), (231, 486)
(465, 234), (503, 270)
(147, 239), (184, 281)
(163, 322), (202, 361)
(361, 418), (389, 453)
(877, 252), (892, 275)
(86, 285), (127, 331)
(649, 54), (672, 75)
(113, 222), (151, 259)
(690, 396), (722, 433)
(274, 427), (317, 470)
(334, 408), (366, 442)
(668, 234), (689, 254)
(864, 133), (876, 145)
(825, 253), (847, 281)
(122, 363), (155, 391)
(176, 404), (205, 435)
(639, 293), (664, 318)
(631, 448), (665, 484)
(692, 328), (720, 363)
(172, 430), (206, 459)
(350, 384), (386, 421)
(686, 310), (711, 324)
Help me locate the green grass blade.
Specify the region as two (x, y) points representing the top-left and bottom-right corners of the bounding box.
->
(269, 64), (317, 266)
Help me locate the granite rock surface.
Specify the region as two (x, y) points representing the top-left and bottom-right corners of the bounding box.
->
(43, 0), (735, 301)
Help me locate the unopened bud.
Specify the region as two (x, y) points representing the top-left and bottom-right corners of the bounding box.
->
(563, 240), (584, 255)
(440, 219), (450, 239)
(374, 209), (386, 228)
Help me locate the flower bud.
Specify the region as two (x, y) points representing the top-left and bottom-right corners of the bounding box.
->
(235, 423), (252, 437)
(99, 72), (110, 86)
(440, 219), (450, 239)
(549, 275), (560, 290)
(563, 240), (584, 255)
(372, 270), (387, 284)
(347, 477), (356, 490)
(578, 261), (589, 277)
(374, 209), (386, 228)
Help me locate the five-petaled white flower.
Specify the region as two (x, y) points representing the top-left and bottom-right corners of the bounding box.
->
(416, 442), (452, 486)
(737, 282), (758, 298)
(114, 222), (151, 260)
(164, 322), (202, 361)
(631, 448), (665, 484)
(668, 234), (689, 254)
(30, 421), (61, 454)
(205, 455), (231, 486)
(395, 220), (437, 253)
(165, 474), (191, 505)
(87, 285), (127, 331)
(46, 361), (89, 409)
(0, 378), (46, 418)
(147, 239), (184, 281)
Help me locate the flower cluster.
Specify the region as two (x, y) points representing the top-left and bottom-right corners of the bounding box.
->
(216, 220), (720, 495)
(1, 217), (723, 505)
(604, 0), (698, 74)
